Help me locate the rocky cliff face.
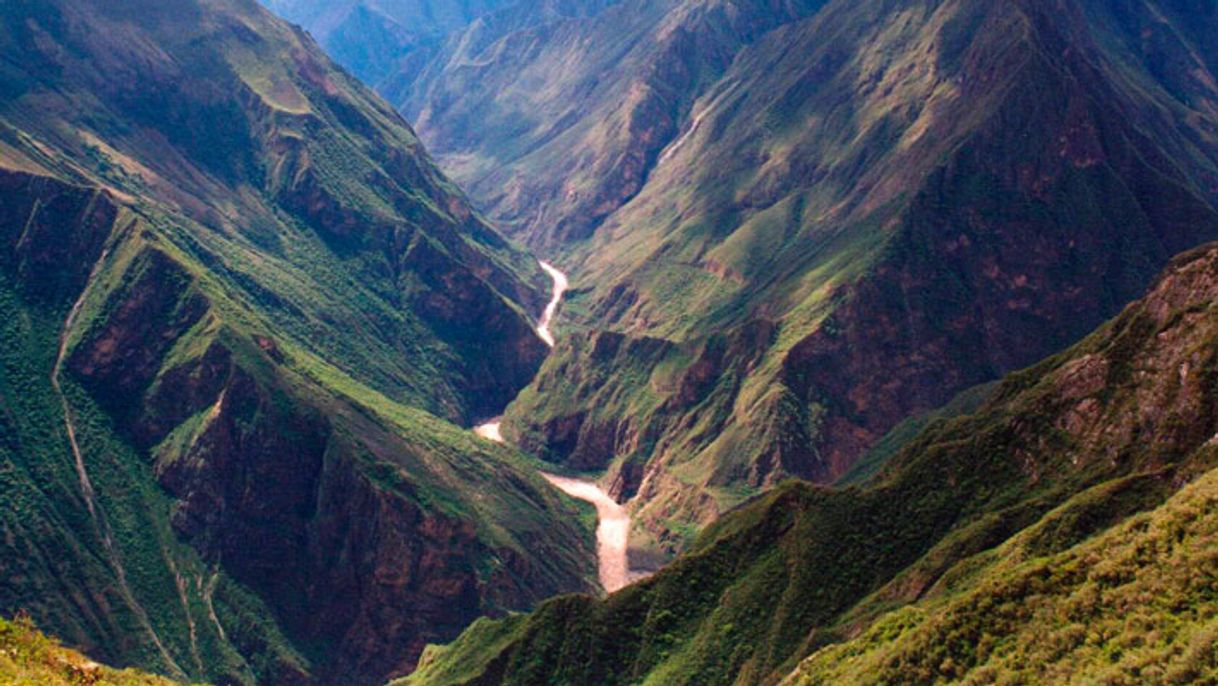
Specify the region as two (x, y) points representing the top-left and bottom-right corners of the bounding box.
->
(0, 1), (595, 684)
(400, 240), (1218, 686)
(60, 247), (587, 684)
(0, 170), (118, 304)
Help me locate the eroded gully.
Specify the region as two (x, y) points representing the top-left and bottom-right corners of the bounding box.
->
(474, 261), (636, 594)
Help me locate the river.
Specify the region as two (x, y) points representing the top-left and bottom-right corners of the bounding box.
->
(474, 260), (634, 593)
(535, 261), (568, 348)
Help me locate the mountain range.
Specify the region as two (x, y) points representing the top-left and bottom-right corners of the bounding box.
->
(401, 230), (1218, 686)
(3, 0), (1218, 685)
(366, 0), (1218, 555)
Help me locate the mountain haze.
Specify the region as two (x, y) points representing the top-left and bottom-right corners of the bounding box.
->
(262, 0), (616, 87)
(6, 0), (1218, 685)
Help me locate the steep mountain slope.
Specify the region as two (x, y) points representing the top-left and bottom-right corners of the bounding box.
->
(0, 1), (595, 684)
(446, 0), (1218, 552)
(396, 238), (1218, 686)
(788, 467), (1218, 685)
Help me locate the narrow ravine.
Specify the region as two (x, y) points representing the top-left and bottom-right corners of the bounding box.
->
(53, 250), (110, 532)
(475, 260), (635, 593)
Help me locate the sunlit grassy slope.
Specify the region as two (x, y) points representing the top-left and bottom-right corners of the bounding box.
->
(482, 0), (1218, 551)
(0, 615), (194, 686)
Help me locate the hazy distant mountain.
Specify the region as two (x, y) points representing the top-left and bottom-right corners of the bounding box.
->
(261, 0), (544, 85)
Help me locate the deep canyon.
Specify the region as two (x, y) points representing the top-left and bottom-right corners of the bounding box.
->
(5, 1), (1218, 686)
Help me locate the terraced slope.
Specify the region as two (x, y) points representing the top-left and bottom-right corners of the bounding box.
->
(0, 1), (595, 684)
(396, 242), (1218, 686)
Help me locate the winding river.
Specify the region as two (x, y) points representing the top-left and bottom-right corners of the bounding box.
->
(536, 261), (568, 348)
(474, 261), (634, 593)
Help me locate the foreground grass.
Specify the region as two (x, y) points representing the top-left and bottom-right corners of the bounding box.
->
(790, 464), (1218, 685)
(0, 615), (197, 685)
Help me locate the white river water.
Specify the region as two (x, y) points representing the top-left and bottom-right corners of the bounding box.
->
(474, 260), (635, 593)
(536, 261), (568, 348)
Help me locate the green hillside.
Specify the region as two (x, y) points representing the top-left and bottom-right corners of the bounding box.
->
(7, 1), (1218, 685)
(789, 465), (1218, 685)
(0, 615), (192, 686)
(396, 241), (1218, 686)
(0, 1), (595, 684)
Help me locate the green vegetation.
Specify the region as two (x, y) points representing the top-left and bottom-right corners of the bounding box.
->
(0, 614), (194, 686)
(400, 615), (529, 686)
(408, 0), (1218, 553)
(791, 461), (1218, 685)
(837, 381), (999, 487)
(0, 0), (595, 684)
(400, 243), (1218, 686)
(0, 242), (314, 685)
(5, 1), (1218, 685)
